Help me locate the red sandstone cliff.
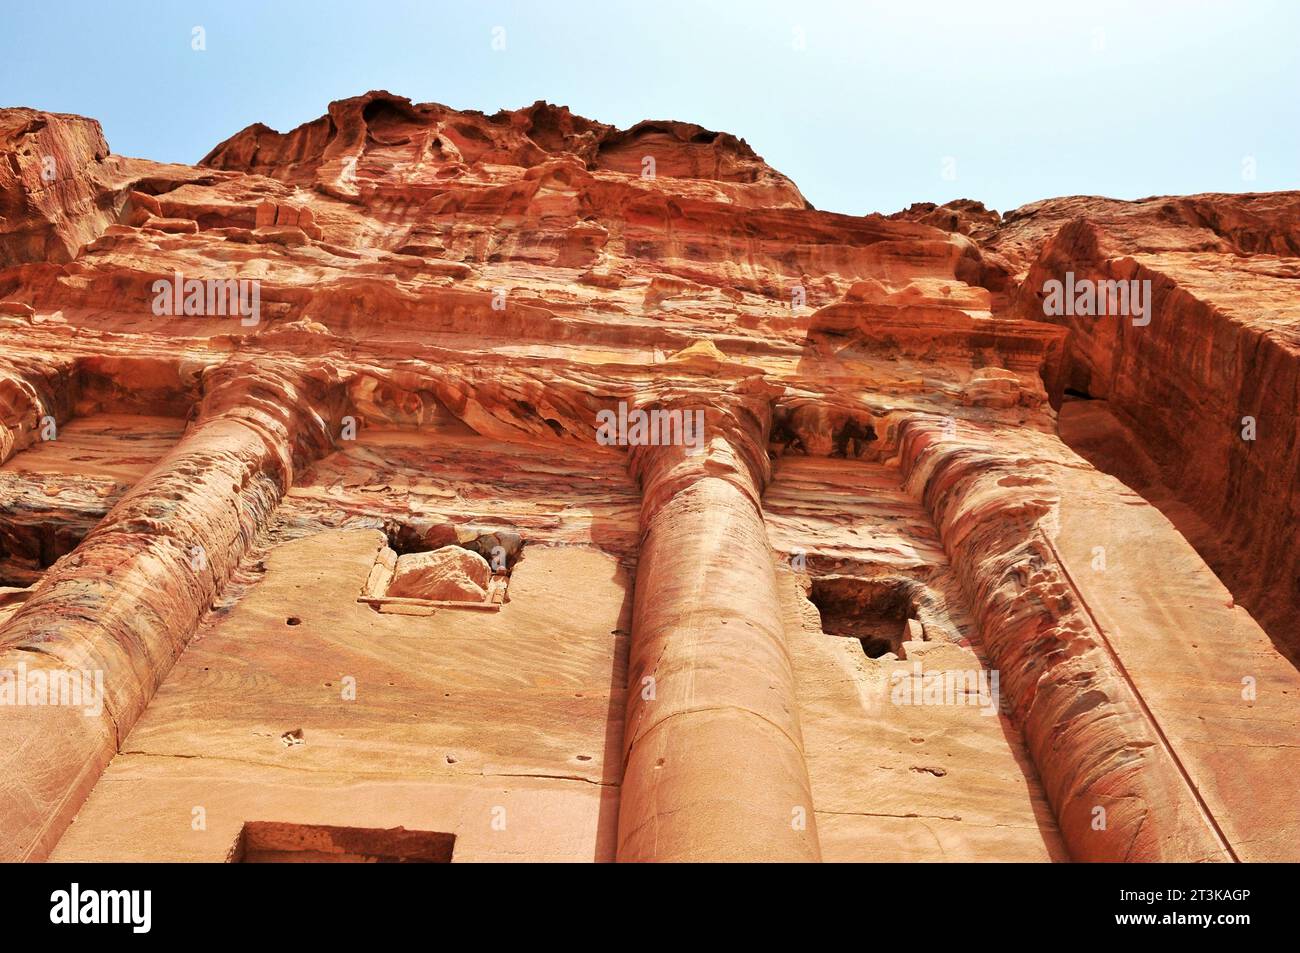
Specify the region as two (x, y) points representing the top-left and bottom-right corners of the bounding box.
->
(0, 92), (1297, 863)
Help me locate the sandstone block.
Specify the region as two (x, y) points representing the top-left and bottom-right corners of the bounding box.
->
(386, 545), (492, 602)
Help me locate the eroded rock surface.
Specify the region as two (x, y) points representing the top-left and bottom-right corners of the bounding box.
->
(1, 92), (1297, 862)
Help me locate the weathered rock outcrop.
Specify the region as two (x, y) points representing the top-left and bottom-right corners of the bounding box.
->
(961, 194), (1300, 664)
(1, 94), (1297, 863)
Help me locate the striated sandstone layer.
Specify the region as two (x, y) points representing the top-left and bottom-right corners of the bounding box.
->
(1, 91), (1297, 862)
(897, 195), (1300, 664)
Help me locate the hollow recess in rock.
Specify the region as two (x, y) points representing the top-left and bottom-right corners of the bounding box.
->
(357, 523), (526, 612)
(808, 575), (923, 659)
(229, 821), (455, 863)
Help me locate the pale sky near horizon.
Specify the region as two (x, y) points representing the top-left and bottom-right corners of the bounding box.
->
(2, 0), (1296, 216)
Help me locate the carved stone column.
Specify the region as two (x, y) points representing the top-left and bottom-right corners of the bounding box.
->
(617, 397), (821, 862)
(0, 360), (337, 860)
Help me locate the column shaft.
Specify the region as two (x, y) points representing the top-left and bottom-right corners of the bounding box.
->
(0, 364), (330, 860)
(617, 407), (820, 862)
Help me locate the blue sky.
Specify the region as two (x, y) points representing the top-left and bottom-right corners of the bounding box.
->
(3, 0), (1296, 215)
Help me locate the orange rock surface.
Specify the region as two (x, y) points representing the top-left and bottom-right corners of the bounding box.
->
(0, 91), (1296, 862)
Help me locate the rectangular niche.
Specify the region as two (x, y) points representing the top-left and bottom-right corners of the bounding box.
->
(229, 822), (455, 863)
(808, 575), (924, 659)
(357, 524), (522, 615)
